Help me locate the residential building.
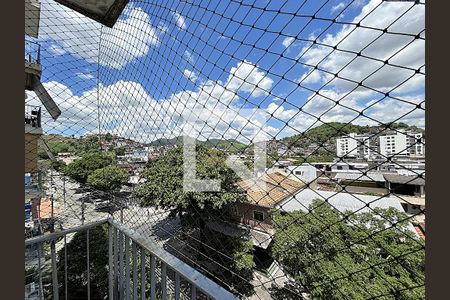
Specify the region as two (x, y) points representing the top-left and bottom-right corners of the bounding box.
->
(379, 130), (425, 157)
(336, 133), (371, 159)
(285, 164), (318, 186)
(233, 171), (305, 234)
(25, 105), (42, 173)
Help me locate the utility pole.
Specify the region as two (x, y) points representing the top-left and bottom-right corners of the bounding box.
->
(50, 193), (55, 233)
(81, 199), (85, 225)
(63, 175), (66, 205)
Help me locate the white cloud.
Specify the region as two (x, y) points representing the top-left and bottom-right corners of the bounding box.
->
(226, 60), (274, 97)
(331, 2), (346, 13)
(38, 0), (162, 69)
(266, 103), (297, 120)
(75, 73), (95, 80)
(183, 69), (198, 82)
(25, 81), (98, 135)
(282, 37), (295, 48)
(183, 50), (194, 64)
(297, 0), (424, 94)
(290, 0), (425, 129)
(171, 11), (187, 30)
(28, 60), (279, 143)
(48, 43), (66, 56)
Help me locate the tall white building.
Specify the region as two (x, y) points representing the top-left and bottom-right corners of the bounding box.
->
(379, 131), (425, 157)
(336, 133), (371, 158)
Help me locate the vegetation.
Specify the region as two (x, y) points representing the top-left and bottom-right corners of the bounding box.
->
(56, 225), (109, 300)
(87, 165), (129, 191)
(281, 122), (422, 149)
(38, 134), (101, 159)
(135, 145), (244, 225)
(148, 136), (247, 153)
(271, 200), (425, 300)
(134, 146), (254, 295)
(63, 152), (114, 184)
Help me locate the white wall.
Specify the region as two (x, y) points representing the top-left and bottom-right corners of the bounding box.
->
(336, 135), (358, 157)
(286, 164), (317, 184)
(380, 132), (409, 156)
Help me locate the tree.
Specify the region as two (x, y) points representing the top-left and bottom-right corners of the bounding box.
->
(134, 145), (244, 231)
(63, 152), (113, 184)
(56, 225), (109, 300)
(114, 146), (126, 156)
(271, 200), (425, 300)
(87, 165), (129, 191)
(134, 146), (253, 295)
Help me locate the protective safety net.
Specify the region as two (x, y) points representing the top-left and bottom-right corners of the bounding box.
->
(25, 0), (425, 299)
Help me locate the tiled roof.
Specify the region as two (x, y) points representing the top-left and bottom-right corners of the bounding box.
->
(238, 171), (305, 208)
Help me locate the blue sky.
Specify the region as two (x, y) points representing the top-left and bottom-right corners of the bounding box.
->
(26, 0), (425, 143)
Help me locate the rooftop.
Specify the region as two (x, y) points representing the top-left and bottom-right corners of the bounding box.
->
(238, 171), (305, 208)
(384, 174), (426, 185)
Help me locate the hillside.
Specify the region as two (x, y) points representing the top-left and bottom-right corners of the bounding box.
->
(148, 136), (246, 152)
(280, 122), (422, 148)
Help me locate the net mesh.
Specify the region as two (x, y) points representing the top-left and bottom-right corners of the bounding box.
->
(25, 0), (425, 299)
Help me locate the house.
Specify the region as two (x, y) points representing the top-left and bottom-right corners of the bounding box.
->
(56, 152), (80, 165)
(284, 164), (318, 187)
(391, 194), (425, 223)
(206, 171), (304, 250)
(234, 171), (305, 233)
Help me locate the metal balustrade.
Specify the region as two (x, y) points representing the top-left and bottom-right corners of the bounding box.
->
(25, 218), (238, 300)
(25, 39), (41, 65)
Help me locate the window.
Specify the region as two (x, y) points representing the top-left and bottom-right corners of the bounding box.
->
(295, 170), (304, 176)
(253, 211), (264, 222)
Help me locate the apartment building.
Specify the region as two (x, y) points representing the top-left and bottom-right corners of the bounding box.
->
(336, 133), (371, 159)
(379, 131), (425, 157)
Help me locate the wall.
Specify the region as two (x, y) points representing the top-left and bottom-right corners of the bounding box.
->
(25, 133), (39, 173)
(236, 202), (273, 232)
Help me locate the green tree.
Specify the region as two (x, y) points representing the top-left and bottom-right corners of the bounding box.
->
(87, 165), (129, 191)
(56, 226), (109, 300)
(134, 145), (244, 232)
(271, 200), (425, 300)
(114, 146), (126, 156)
(134, 146), (253, 295)
(63, 152), (113, 184)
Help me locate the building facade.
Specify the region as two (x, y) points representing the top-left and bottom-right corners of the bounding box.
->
(379, 131), (425, 157)
(336, 133), (371, 159)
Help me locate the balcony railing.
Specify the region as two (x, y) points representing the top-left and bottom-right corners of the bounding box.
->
(25, 218), (238, 300)
(25, 105), (42, 128)
(25, 39), (41, 65)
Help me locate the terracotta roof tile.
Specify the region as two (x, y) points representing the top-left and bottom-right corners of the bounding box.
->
(238, 171), (305, 207)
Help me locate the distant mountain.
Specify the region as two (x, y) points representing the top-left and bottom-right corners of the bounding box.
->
(201, 139), (246, 151)
(148, 136), (186, 146)
(148, 136), (246, 152)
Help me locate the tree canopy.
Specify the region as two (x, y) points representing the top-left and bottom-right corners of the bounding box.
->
(63, 152), (114, 184)
(87, 165), (129, 191)
(271, 200), (425, 300)
(57, 225), (109, 299)
(134, 145), (245, 228)
(134, 146), (254, 295)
